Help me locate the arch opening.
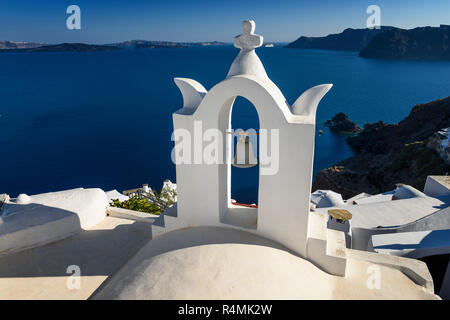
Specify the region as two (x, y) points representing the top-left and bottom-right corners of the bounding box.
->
(219, 96), (260, 230)
(230, 96), (260, 206)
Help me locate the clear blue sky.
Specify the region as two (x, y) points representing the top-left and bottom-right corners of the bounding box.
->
(0, 0), (449, 43)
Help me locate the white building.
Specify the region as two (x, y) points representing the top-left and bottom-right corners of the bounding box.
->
(314, 176), (450, 299)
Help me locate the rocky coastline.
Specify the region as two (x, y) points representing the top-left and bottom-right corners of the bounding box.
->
(313, 96), (450, 199)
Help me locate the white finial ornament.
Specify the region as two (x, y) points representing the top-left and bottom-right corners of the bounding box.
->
(227, 20), (268, 78)
(233, 20), (263, 51)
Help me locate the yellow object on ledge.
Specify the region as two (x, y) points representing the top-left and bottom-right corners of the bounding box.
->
(328, 209), (352, 221)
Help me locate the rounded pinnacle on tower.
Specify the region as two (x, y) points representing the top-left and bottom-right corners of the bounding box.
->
(233, 20), (263, 50)
(227, 20), (268, 78)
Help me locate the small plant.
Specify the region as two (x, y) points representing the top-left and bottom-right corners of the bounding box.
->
(110, 187), (177, 215)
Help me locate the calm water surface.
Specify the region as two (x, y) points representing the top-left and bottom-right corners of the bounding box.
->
(0, 46), (449, 203)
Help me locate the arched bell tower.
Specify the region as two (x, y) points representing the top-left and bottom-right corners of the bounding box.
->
(152, 20), (346, 276)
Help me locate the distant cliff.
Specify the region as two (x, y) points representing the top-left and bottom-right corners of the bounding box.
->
(313, 97), (450, 199)
(0, 40), (227, 52)
(0, 43), (123, 52)
(135, 42), (188, 49)
(286, 27), (394, 51)
(109, 40), (226, 49)
(0, 40), (44, 49)
(360, 25), (450, 60)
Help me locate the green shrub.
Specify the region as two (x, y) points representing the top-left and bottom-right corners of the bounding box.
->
(110, 188), (177, 215)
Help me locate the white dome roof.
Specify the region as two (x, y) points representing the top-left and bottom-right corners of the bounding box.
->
(311, 190), (345, 208)
(15, 193), (31, 204)
(93, 226), (437, 300)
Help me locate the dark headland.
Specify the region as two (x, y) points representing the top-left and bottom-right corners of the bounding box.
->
(286, 26), (395, 51)
(288, 25), (450, 61)
(359, 25), (450, 61)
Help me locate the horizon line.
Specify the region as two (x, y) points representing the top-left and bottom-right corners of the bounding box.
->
(2, 23), (449, 45)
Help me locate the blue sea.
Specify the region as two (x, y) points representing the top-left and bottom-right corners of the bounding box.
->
(1, 46), (449, 203)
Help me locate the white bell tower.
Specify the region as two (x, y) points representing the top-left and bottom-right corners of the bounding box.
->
(152, 20), (347, 276)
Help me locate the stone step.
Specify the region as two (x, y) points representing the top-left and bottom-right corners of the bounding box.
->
(151, 205), (179, 238)
(151, 223), (166, 238)
(306, 211), (347, 276)
(163, 203), (178, 217)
